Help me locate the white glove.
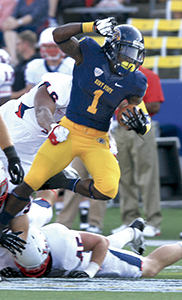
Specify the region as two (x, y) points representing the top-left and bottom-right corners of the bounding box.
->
(93, 17), (117, 37)
(48, 123), (69, 145)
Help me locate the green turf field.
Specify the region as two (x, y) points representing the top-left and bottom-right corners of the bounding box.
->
(68, 205), (182, 240)
(1, 290), (182, 299)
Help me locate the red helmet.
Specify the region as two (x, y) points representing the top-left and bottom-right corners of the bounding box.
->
(0, 160), (8, 208)
(38, 27), (66, 61)
(14, 226), (51, 277)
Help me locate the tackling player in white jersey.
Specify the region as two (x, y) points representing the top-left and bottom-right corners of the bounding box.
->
(1, 213), (182, 280)
(0, 49), (14, 105)
(0, 72), (74, 192)
(0, 166), (181, 281)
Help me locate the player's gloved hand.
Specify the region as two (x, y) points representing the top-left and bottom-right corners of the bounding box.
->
(93, 17), (117, 37)
(0, 267), (23, 278)
(68, 270), (90, 278)
(0, 230), (26, 255)
(48, 123), (70, 145)
(3, 146), (24, 184)
(121, 107), (147, 135)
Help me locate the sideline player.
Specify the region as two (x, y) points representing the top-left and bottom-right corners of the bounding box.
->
(0, 18), (152, 236)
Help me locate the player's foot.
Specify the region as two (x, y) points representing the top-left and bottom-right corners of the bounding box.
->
(129, 218), (146, 255)
(129, 217), (146, 232)
(130, 228), (146, 255)
(143, 225), (161, 237)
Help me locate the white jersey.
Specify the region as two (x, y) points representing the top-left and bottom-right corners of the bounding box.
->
(0, 220), (143, 278)
(0, 62), (14, 98)
(25, 57), (74, 86)
(0, 72), (72, 190)
(41, 223), (143, 278)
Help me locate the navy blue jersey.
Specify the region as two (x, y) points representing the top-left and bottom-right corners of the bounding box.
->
(66, 37), (147, 132)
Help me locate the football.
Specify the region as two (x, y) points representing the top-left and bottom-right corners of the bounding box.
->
(117, 104), (140, 130)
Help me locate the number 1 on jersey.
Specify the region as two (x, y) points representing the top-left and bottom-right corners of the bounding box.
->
(87, 89), (104, 114)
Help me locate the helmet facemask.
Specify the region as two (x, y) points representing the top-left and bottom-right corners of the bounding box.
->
(40, 43), (66, 61)
(38, 27), (66, 62)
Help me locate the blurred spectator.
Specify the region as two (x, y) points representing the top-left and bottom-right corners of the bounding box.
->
(111, 65), (164, 237)
(48, 0), (59, 27)
(0, 49), (14, 105)
(12, 27), (74, 98)
(11, 30), (40, 99)
(0, 0), (17, 47)
(2, 0), (49, 66)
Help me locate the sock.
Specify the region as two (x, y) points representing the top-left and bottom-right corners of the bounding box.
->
(40, 171), (80, 191)
(107, 227), (134, 248)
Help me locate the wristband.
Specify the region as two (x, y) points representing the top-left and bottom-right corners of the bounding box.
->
(84, 261), (100, 278)
(3, 146), (19, 161)
(82, 22), (94, 33)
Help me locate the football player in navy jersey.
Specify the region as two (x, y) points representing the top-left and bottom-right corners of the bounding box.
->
(0, 18), (152, 238)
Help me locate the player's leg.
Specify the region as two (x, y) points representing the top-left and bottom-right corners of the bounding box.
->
(28, 189), (59, 228)
(108, 246), (144, 278)
(43, 132), (121, 200)
(138, 125), (162, 237)
(142, 242), (182, 277)
(107, 218), (146, 255)
(79, 140), (120, 200)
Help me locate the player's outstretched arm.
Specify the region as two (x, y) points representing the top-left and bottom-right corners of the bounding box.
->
(53, 17), (117, 64)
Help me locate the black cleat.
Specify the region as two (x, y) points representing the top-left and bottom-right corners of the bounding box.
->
(129, 217), (146, 232)
(129, 218), (146, 255)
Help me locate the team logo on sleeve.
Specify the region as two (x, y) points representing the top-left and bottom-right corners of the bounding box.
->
(94, 67), (104, 77)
